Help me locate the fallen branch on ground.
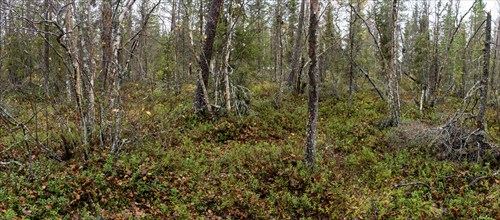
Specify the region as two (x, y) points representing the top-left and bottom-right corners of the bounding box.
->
(0, 160), (23, 166)
(393, 181), (432, 190)
(469, 170), (500, 187)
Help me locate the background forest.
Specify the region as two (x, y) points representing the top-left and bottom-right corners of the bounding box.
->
(0, 0), (499, 218)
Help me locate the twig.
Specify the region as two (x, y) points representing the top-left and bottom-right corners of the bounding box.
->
(393, 181), (433, 200)
(0, 106), (61, 161)
(470, 170), (500, 187)
(0, 160), (23, 167)
(393, 181), (432, 190)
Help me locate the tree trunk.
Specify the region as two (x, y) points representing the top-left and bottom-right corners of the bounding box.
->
(460, 51), (468, 98)
(171, 0), (181, 94)
(83, 0), (96, 140)
(387, 0), (400, 126)
(348, 0), (360, 104)
(274, 0), (283, 109)
(427, 3), (442, 107)
(0, 2), (3, 101)
(256, 0), (263, 76)
(492, 17), (499, 95)
(492, 17), (500, 122)
(110, 0), (136, 153)
(141, 0), (149, 79)
(304, 0), (319, 170)
(66, 0), (87, 146)
(286, 0), (305, 91)
(477, 12), (491, 130)
(194, 0), (224, 114)
(43, 0), (51, 97)
(223, 1), (234, 112)
(101, 0), (112, 93)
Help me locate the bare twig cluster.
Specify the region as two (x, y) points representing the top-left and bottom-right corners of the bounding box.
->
(429, 82), (499, 162)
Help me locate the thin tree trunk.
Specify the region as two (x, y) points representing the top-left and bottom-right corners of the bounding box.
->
(101, 0), (112, 93)
(99, 0), (112, 147)
(492, 17), (499, 119)
(223, 1), (234, 112)
(387, 0), (400, 126)
(427, 2), (442, 107)
(194, 0), (224, 114)
(171, 0), (181, 94)
(66, 63), (72, 102)
(296, 55), (305, 94)
(477, 12), (491, 130)
(460, 51), (468, 98)
(492, 17), (500, 95)
(140, 0), (149, 79)
(66, 0), (87, 146)
(0, 2), (3, 101)
(83, 0), (96, 140)
(110, 0), (137, 153)
(304, 0), (319, 170)
(274, 0), (283, 109)
(286, 0), (305, 91)
(256, 0), (263, 76)
(43, 0), (51, 97)
(348, 0), (359, 104)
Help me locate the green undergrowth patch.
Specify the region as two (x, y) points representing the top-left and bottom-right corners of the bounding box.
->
(1, 83), (499, 218)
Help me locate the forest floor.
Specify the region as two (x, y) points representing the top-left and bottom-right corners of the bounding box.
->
(1, 81), (499, 219)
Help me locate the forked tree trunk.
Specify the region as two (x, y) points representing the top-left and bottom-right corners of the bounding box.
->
(304, 0), (319, 170)
(194, 0), (224, 114)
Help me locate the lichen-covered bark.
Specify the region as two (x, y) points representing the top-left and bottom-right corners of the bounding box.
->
(387, 0), (400, 126)
(477, 12), (491, 130)
(304, 0), (319, 169)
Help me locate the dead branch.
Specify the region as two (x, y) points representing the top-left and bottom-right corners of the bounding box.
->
(0, 160), (23, 167)
(393, 181), (432, 190)
(0, 106), (61, 161)
(469, 170), (500, 187)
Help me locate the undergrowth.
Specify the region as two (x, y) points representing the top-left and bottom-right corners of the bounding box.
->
(0, 82), (499, 219)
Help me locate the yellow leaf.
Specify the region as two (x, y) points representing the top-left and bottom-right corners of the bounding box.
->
(102, 41), (107, 45)
(142, 176), (147, 181)
(145, 111), (151, 116)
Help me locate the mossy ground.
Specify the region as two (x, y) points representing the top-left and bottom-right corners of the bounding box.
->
(1, 82), (499, 219)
